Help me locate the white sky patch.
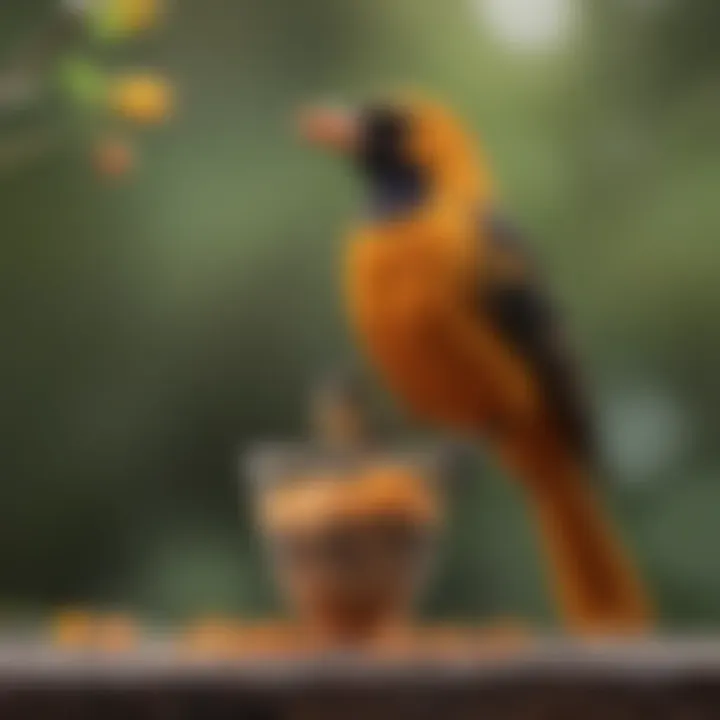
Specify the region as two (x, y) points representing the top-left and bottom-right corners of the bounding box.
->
(471, 0), (574, 52)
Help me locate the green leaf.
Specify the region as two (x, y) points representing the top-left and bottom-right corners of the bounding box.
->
(57, 56), (108, 108)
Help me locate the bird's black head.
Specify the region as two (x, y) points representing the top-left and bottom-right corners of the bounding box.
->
(298, 95), (491, 217)
(355, 105), (428, 219)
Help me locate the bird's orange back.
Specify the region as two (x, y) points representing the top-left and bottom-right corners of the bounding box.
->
(344, 97), (542, 436)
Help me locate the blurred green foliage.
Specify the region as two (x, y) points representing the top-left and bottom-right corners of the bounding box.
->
(0, 0), (718, 627)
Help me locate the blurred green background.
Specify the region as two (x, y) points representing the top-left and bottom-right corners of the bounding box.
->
(0, 0), (718, 627)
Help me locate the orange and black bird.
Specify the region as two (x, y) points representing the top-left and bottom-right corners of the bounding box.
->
(298, 94), (652, 634)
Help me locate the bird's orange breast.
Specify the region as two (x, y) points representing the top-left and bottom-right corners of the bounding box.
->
(345, 217), (539, 436)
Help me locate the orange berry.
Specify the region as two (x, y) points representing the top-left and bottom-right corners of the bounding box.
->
(94, 137), (135, 178)
(53, 609), (95, 648)
(183, 617), (242, 658)
(95, 614), (139, 653)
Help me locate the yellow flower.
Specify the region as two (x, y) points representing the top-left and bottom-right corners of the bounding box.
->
(109, 74), (174, 124)
(115, 0), (164, 33)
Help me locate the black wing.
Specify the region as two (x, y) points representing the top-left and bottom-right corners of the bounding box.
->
(479, 212), (597, 465)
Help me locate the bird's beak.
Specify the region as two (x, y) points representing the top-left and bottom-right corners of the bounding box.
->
(296, 104), (360, 154)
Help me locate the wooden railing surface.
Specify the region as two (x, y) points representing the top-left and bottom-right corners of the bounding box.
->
(0, 638), (719, 718)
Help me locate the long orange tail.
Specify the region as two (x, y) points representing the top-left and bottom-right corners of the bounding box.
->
(504, 438), (653, 635)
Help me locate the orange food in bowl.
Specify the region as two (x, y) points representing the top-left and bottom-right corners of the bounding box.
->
(259, 463), (442, 534)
